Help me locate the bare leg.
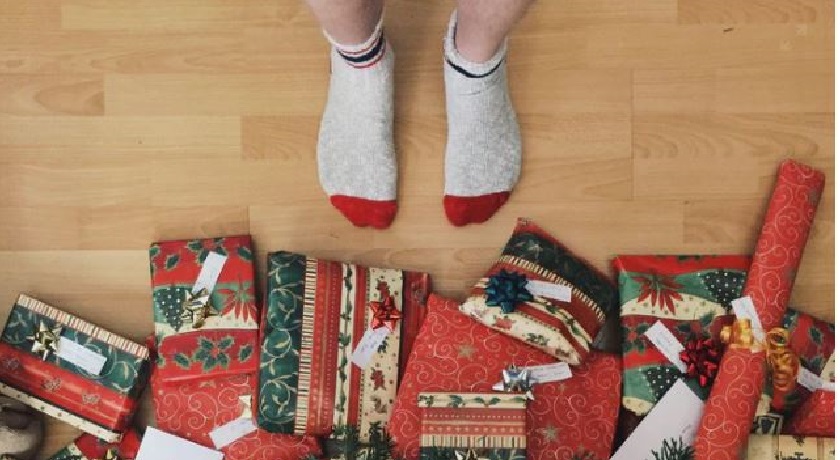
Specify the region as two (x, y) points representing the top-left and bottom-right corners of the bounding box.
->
(303, 0), (383, 45)
(454, 0), (535, 62)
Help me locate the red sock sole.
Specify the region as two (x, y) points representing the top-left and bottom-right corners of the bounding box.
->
(444, 192), (510, 227)
(330, 195), (397, 229)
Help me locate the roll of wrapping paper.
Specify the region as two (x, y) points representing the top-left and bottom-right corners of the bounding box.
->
(693, 159), (825, 460)
(786, 389), (835, 437)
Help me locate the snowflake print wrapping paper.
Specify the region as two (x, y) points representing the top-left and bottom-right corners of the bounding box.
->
(150, 235), (259, 384)
(391, 294), (620, 460)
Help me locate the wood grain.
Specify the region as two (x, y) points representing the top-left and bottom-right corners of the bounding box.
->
(0, 0), (832, 455)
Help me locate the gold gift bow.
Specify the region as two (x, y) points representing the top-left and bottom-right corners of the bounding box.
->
(720, 318), (800, 392)
(181, 288), (217, 329)
(102, 449), (120, 460)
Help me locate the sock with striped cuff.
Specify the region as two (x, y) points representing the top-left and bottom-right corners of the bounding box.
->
(317, 18), (397, 229)
(442, 11), (522, 227)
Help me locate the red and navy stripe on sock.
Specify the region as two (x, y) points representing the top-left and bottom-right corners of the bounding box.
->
(337, 32), (387, 69)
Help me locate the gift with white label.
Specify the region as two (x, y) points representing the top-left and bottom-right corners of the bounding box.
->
(459, 218), (618, 364)
(0, 294), (150, 442)
(150, 235), (259, 384)
(47, 430), (141, 460)
(256, 251), (431, 438)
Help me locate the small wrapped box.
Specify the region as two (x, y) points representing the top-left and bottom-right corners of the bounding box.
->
(257, 251), (431, 439)
(47, 431), (141, 460)
(459, 218), (617, 365)
(150, 235), (259, 384)
(417, 392), (527, 460)
(745, 434), (835, 460)
(0, 294), (150, 442)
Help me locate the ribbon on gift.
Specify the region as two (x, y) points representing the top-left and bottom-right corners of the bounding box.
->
(181, 288), (216, 329)
(484, 270), (534, 314)
(102, 448), (121, 460)
(720, 319), (800, 398)
(369, 281), (402, 331)
(455, 449), (490, 460)
(26, 321), (62, 360)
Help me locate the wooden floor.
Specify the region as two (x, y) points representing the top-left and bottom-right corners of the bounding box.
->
(0, 0), (834, 455)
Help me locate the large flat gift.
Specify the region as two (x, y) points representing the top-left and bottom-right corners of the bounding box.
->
(257, 251), (431, 438)
(392, 294), (621, 460)
(150, 235), (259, 383)
(459, 218), (618, 365)
(417, 392), (527, 460)
(0, 294), (150, 442)
(47, 431), (141, 460)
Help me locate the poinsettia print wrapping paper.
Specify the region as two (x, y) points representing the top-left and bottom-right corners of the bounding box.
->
(150, 368), (321, 460)
(615, 255), (750, 417)
(150, 235), (259, 384)
(459, 218), (618, 365)
(0, 294), (150, 442)
(391, 294), (620, 460)
(694, 159), (825, 460)
(257, 251), (430, 440)
(47, 430), (141, 460)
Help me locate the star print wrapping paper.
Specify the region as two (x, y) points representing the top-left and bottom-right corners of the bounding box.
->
(459, 218), (618, 365)
(150, 235), (259, 384)
(615, 255), (751, 418)
(46, 430), (141, 460)
(391, 294), (620, 460)
(150, 365), (321, 460)
(0, 294), (150, 442)
(417, 392), (527, 460)
(256, 251), (431, 439)
(694, 159), (826, 460)
(745, 434), (835, 460)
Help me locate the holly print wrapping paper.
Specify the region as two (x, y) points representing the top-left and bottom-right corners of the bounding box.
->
(615, 255), (750, 417)
(47, 431), (141, 460)
(459, 218), (618, 365)
(417, 392), (527, 460)
(0, 294), (150, 442)
(257, 251), (430, 439)
(745, 434), (835, 460)
(391, 294), (620, 460)
(694, 159), (825, 460)
(150, 368), (321, 460)
(150, 235), (259, 384)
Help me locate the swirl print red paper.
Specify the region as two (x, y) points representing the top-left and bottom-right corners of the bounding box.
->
(786, 389), (835, 437)
(390, 294), (620, 460)
(693, 160), (825, 460)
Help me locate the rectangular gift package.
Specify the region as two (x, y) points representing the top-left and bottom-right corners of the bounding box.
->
(0, 294), (150, 442)
(257, 251), (431, 439)
(459, 218), (618, 365)
(150, 235), (259, 384)
(745, 434), (835, 459)
(47, 431), (141, 460)
(417, 392), (527, 460)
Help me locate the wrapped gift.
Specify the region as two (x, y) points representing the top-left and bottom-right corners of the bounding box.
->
(47, 431), (141, 460)
(745, 434), (835, 460)
(615, 255), (750, 417)
(0, 294), (150, 442)
(257, 251), (431, 439)
(150, 366), (321, 460)
(417, 392), (527, 460)
(150, 235), (259, 384)
(459, 218), (617, 365)
(391, 294), (620, 460)
(694, 160), (825, 460)
(786, 389), (835, 437)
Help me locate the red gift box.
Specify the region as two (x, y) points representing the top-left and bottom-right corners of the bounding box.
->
(391, 294), (620, 460)
(786, 389), (835, 437)
(47, 431), (141, 460)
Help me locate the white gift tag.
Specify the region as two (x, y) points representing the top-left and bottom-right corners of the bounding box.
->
(351, 327), (390, 369)
(491, 362), (573, 391)
(193, 252), (227, 294)
(731, 296), (765, 342)
(209, 417), (257, 449)
(136, 427), (223, 460)
(797, 367), (835, 392)
(644, 321), (687, 373)
(56, 337), (107, 375)
(526, 280), (572, 303)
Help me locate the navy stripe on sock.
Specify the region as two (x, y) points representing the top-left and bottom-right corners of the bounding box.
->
(445, 56), (503, 79)
(338, 33), (385, 64)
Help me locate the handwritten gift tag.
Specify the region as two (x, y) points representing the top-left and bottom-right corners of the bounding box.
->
(526, 280), (572, 303)
(193, 252), (227, 294)
(491, 362), (573, 391)
(351, 327), (390, 368)
(644, 321), (687, 373)
(731, 296), (765, 342)
(57, 337), (108, 375)
(136, 427), (223, 460)
(209, 417), (257, 449)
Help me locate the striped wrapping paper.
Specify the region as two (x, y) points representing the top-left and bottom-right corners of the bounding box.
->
(0, 294), (150, 442)
(417, 392), (527, 460)
(256, 251), (431, 440)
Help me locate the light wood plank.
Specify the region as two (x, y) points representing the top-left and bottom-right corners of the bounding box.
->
(0, 75), (102, 115)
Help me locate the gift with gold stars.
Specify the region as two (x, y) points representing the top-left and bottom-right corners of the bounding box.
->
(256, 251), (430, 439)
(0, 294), (150, 442)
(46, 430), (141, 460)
(150, 235), (259, 384)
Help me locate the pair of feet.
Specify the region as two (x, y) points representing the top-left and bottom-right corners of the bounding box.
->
(317, 13), (521, 229)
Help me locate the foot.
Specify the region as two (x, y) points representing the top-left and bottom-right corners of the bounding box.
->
(318, 20), (397, 229)
(443, 11), (522, 227)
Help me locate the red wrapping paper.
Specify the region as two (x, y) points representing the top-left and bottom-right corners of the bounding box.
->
(47, 431), (141, 460)
(391, 294), (620, 460)
(785, 389), (835, 437)
(693, 159), (825, 460)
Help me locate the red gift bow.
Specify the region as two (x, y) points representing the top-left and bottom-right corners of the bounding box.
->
(679, 338), (722, 387)
(369, 281), (401, 331)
